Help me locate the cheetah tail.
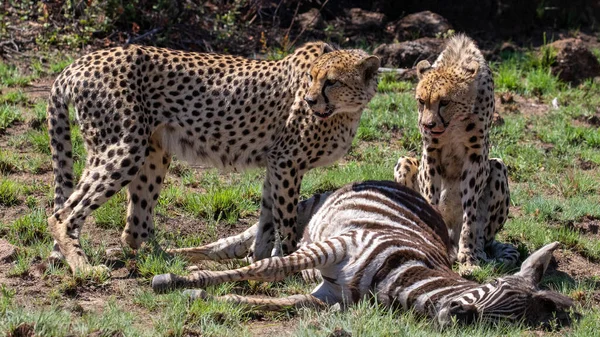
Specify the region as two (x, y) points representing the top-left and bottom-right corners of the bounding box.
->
(47, 84), (75, 213)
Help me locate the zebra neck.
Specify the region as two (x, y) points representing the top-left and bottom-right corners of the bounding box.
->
(380, 261), (478, 317)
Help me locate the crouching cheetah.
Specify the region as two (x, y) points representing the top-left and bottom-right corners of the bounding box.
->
(46, 42), (380, 273)
(394, 34), (518, 270)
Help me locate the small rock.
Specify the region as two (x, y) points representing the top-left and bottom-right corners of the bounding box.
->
(296, 8), (324, 31)
(345, 8), (386, 32)
(0, 239), (17, 263)
(388, 11), (452, 41)
(373, 37), (444, 68)
(549, 38), (600, 85)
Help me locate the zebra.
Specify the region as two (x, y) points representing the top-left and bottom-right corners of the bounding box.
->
(152, 181), (575, 327)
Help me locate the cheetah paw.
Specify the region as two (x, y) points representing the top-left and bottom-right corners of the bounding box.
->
(458, 263), (481, 276)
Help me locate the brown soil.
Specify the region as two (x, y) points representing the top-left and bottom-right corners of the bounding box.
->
(495, 92), (551, 117)
(567, 216), (600, 241)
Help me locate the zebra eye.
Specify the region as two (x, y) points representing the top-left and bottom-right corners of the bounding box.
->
(439, 99), (450, 107)
(490, 279), (500, 287)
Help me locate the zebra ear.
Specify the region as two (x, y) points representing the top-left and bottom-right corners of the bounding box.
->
(516, 242), (560, 285)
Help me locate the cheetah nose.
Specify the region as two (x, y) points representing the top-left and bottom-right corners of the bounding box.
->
(423, 121), (436, 129)
(304, 96), (317, 107)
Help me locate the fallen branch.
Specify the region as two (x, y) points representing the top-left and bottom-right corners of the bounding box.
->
(378, 67), (410, 74)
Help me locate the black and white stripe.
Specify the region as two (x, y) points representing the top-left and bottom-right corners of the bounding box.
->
(153, 181), (575, 327)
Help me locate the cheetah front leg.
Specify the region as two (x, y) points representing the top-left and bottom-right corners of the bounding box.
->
(121, 136), (171, 249)
(457, 158), (489, 269)
(417, 153), (442, 205)
(253, 172), (277, 260)
(481, 158), (519, 267)
(253, 160), (303, 259)
(394, 156), (420, 191)
(268, 162), (303, 258)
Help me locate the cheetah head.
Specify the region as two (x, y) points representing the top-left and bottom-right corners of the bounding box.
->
(414, 57), (480, 137)
(304, 50), (380, 119)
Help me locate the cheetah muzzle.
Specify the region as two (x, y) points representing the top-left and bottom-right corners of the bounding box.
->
(46, 41), (380, 274)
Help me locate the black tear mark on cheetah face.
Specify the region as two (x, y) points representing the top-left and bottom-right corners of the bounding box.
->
(304, 51), (380, 119)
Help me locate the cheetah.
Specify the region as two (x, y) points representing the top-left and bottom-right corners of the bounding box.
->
(46, 42), (380, 273)
(393, 34), (519, 270)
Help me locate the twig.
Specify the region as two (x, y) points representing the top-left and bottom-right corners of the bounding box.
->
(284, 1), (302, 44)
(125, 28), (163, 45)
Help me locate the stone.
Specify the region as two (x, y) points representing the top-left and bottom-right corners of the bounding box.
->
(296, 8), (324, 31)
(345, 8), (386, 32)
(388, 11), (452, 41)
(549, 38), (600, 85)
(373, 37), (444, 68)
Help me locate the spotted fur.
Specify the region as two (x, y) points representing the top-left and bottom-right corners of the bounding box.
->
(393, 34), (518, 270)
(46, 42), (380, 273)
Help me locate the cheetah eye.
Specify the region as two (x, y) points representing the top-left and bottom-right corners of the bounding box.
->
(417, 98), (425, 105)
(324, 79), (337, 87)
(307, 73), (313, 82)
(439, 99), (450, 107)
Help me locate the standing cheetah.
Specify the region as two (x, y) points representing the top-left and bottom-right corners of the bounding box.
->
(394, 34), (518, 270)
(46, 42), (380, 273)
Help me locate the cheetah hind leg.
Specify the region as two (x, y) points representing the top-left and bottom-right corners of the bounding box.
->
(394, 156), (420, 191)
(482, 158), (519, 268)
(49, 146), (145, 274)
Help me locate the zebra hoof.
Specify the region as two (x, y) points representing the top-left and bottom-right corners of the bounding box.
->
(183, 289), (210, 301)
(152, 273), (176, 293)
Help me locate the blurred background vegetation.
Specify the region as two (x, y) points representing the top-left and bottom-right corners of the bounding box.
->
(1, 0), (599, 57)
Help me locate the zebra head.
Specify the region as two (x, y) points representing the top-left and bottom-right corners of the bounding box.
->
(438, 242), (576, 328)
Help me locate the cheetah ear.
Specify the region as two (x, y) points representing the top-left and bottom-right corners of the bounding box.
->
(416, 60), (432, 79)
(515, 242), (560, 285)
(358, 55), (380, 83)
(460, 59), (480, 81)
(322, 43), (335, 54)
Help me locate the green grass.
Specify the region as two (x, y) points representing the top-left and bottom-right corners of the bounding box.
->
(0, 63), (31, 87)
(0, 44), (599, 337)
(0, 105), (22, 132)
(92, 190), (127, 229)
(0, 178), (21, 206)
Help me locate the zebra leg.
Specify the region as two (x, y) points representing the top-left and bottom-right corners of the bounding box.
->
(394, 156), (420, 191)
(167, 191), (333, 263)
(183, 290), (328, 311)
(166, 224), (258, 262)
(152, 237), (347, 293)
